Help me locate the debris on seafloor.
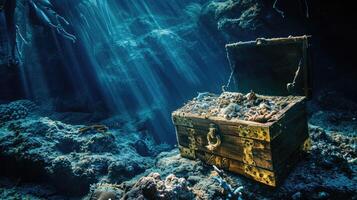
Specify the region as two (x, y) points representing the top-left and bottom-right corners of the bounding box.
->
(121, 172), (195, 199)
(78, 124), (109, 134)
(178, 91), (300, 123)
(211, 165), (244, 200)
(89, 183), (124, 200)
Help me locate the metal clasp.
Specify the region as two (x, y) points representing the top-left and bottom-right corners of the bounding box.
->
(206, 123), (221, 151)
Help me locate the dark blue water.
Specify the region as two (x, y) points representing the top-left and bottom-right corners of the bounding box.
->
(10, 0), (231, 143)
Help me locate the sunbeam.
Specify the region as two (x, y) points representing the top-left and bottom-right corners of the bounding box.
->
(18, 0), (228, 142)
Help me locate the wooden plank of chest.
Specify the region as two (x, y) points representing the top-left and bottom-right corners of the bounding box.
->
(195, 151), (277, 186)
(193, 145), (304, 187)
(176, 125), (273, 170)
(271, 112), (308, 169)
(173, 114), (272, 142)
(268, 97), (307, 166)
(173, 96), (306, 142)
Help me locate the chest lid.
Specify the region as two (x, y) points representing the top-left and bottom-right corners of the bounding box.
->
(225, 35), (312, 97)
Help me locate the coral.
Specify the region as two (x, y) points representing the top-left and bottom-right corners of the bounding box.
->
(0, 100), (36, 123)
(308, 126), (356, 170)
(47, 156), (97, 194)
(55, 135), (81, 153)
(123, 173), (194, 200)
(0, 111), (158, 196)
(89, 183), (124, 200)
(83, 133), (118, 153)
(153, 150), (205, 178)
(108, 161), (145, 183)
(50, 156), (73, 176)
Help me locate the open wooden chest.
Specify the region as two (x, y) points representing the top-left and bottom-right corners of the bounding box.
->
(172, 36), (311, 187)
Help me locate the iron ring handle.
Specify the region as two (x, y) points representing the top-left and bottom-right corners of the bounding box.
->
(206, 124), (221, 151)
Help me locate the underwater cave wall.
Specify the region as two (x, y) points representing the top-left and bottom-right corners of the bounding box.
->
(0, 12), (8, 65)
(0, 10), (24, 101)
(2, 0), (231, 143)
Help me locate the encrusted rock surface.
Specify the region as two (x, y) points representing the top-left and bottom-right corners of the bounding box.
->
(0, 100), (36, 123)
(122, 173), (194, 200)
(198, 0), (285, 41)
(0, 100), (171, 196)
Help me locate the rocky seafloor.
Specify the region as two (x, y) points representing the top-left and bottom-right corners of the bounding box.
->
(0, 92), (356, 200)
(0, 100), (171, 199)
(1, 0), (356, 199)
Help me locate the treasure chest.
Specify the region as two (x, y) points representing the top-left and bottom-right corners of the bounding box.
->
(172, 36), (311, 187)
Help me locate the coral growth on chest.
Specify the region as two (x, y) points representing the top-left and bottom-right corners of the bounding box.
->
(177, 91), (301, 123)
